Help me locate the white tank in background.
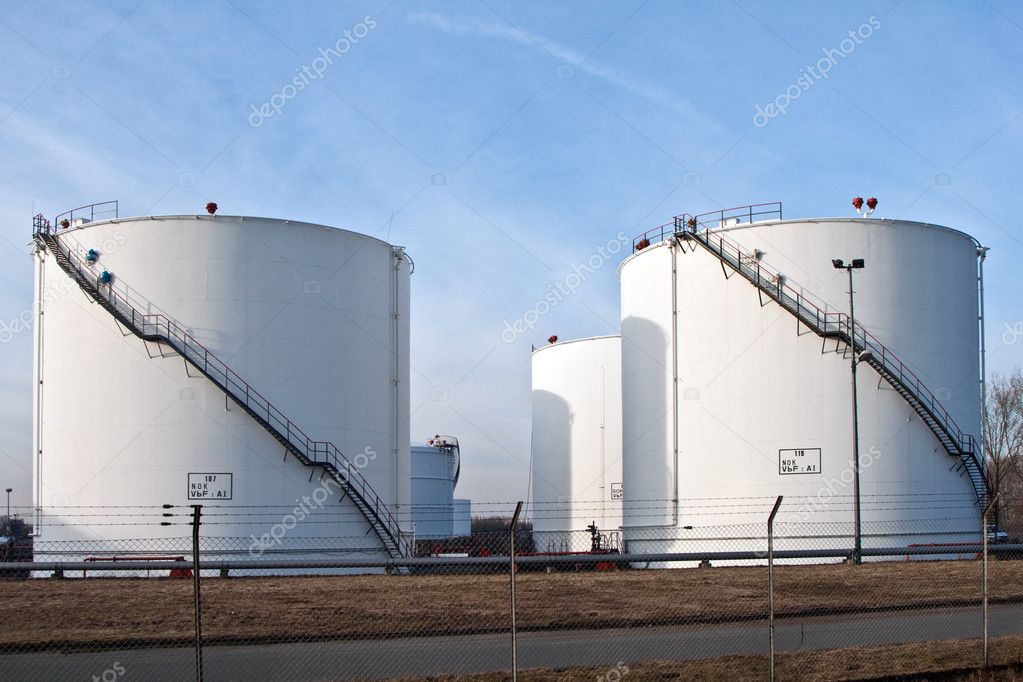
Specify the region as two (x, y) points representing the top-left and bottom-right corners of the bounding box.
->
(531, 336), (623, 553)
(411, 436), (461, 540)
(452, 498), (472, 537)
(32, 212), (412, 566)
(620, 212), (985, 561)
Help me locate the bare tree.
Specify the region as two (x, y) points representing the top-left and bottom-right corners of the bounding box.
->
(984, 369), (1023, 538)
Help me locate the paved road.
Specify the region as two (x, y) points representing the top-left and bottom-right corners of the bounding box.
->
(3, 604), (1020, 680)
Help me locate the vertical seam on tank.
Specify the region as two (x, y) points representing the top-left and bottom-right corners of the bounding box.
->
(35, 248), (45, 533)
(975, 245), (987, 477)
(601, 364), (606, 528)
(392, 248), (401, 528)
(670, 241), (680, 526)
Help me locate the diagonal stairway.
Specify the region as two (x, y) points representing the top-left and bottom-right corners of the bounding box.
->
(669, 214), (990, 507)
(34, 216), (410, 558)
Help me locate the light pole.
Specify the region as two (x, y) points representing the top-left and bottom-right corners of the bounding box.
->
(832, 258), (865, 564)
(4, 488), (10, 519)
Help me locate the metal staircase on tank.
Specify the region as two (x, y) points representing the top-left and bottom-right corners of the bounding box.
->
(33, 212), (411, 559)
(633, 204), (990, 508)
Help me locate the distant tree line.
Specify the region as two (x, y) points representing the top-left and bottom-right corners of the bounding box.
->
(0, 516), (33, 576)
(0, 516), (32, 540)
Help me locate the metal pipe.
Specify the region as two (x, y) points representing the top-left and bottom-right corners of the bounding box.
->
(391, 248), (402, 522)
(976, 245), (989, 477)
(191, 505), (203, 682)
(510, 501), (523, 682)
(768, 495), (783, 682)
(33, 247), (45, 533)
(848, 266), (863, 565)
(669, 240), (680, 524)
(14, 544), (1022, 574)
(983, 492), (999, 668)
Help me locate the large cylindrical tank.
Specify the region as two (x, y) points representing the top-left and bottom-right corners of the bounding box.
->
(32, 214), (411, 561)
(531, 336), (623, 552)
(620, 217), (983, 557)
(410, 436), (459, 539)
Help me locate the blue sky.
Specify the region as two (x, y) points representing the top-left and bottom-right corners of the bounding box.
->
(1, 1), (1021, 513)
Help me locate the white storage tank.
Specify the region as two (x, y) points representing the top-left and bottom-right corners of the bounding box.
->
(32, 211), (412, 562)
(620, 210), (985, 558)
(410, 436), (460, 539)
(531, 336), (623, 553)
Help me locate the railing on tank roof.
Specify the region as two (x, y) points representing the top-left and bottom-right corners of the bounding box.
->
(631, 202), (782, 251)
(48, 201), (119, 232)
(33, 224), (411, 557)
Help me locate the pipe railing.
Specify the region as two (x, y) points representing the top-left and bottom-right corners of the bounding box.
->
(51, 200), (119, 229)
(632, 202), (783, 251)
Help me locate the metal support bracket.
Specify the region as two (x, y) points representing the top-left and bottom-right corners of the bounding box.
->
(113, 318), (132, 337)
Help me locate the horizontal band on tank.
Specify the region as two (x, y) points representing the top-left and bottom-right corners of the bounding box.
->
(531, 334), (621, 355)
(618, 216), (980, 276)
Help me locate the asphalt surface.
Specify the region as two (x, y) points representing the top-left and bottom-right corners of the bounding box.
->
(2, 603), (1020, 680)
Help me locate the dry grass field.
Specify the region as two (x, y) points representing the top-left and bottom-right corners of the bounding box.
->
(0, 560), (1020, 650)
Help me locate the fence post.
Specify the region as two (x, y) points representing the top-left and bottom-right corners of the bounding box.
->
(510, 501), (523, 682)
(191, 504), (204, 682)
(768, 495), (783, 682)
(982, 492), (999, 668)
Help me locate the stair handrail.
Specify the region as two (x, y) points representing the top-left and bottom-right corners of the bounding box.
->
(674, 217), (978, 459)
(35, 227), (409, 556)
(632, 202), (782, 250)
(51, 201), (120, 229)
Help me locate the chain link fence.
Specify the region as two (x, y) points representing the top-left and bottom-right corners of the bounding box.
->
(1, 496), (1021, 681)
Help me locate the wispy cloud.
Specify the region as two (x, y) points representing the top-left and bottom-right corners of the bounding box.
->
(406, 12), (723, 130)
